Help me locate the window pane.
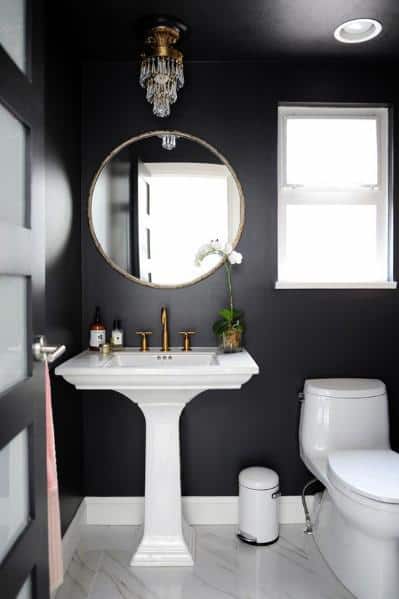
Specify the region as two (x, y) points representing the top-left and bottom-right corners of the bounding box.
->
(0, 102), (27, 227)
(0, 0), (26, 73)
(0, 276), (27, 394)
(283, 204), (379, 282)
(0, 429), (30, 564)
(286, 118), (378, 187)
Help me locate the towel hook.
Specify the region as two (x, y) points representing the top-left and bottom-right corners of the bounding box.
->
(32, 335), (66, 363)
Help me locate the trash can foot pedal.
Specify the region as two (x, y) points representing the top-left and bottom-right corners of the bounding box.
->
(237, 532), (279, 546)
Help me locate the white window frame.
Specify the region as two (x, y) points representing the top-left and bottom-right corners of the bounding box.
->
(276, 105), (396, 289)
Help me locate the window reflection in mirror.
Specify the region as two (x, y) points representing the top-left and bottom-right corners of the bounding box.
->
(90, 133), (243, 287)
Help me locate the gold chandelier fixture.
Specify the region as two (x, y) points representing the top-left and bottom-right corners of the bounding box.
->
(139, 19), (187, 118)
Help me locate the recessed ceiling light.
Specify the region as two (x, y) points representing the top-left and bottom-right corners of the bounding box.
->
(334, 18), (382, 44)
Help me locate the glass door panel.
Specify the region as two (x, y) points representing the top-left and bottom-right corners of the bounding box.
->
(0, 276), (27, 394)
(0, 0), (26, 73)
(0, 429), (29, 564)
(17, 576), (32, 599)
(0, 102), (27, 227)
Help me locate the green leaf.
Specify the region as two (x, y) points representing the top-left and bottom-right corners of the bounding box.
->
(218, 308), (233, 321)
(212, 319), (230, 335)
(218, 308), (243, 322)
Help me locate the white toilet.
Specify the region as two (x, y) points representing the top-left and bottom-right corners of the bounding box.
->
(299, 378), (399, 599)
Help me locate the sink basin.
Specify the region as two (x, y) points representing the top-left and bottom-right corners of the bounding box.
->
(106, 349), (218, 368)
(56, 347), (259, 567)
(57, 347), (257, 392)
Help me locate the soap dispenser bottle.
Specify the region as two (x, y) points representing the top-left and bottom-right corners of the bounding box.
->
(89, 306), (106, 351)
(111, 319), (124, 349)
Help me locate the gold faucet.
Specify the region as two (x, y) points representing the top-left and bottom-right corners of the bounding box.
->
(161, 306), (170, 352)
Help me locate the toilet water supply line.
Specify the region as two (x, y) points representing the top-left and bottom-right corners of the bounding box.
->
(301, 478), (318, 534)
(298, 390), (319, 535)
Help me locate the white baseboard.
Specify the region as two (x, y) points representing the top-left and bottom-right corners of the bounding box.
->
(84, 495), (312, 526)
(85, 497), (144, 525)
(61, 500), (87, 574)
(62, 494), (312, 573)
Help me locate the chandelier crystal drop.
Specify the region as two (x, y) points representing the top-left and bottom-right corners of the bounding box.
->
(139, 23), (185, 118)
(160, 133), (177, 150)
(140, 56), (184, 118)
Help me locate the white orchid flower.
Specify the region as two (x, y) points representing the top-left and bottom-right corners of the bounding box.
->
(195, 243), (214, 265)
(195, 239), (243, 267)
(195, 241), (244, 343)
(228, 250), (243, 265)
(210, 239), (222, 251)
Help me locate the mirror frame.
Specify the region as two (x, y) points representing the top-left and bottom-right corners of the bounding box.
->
(88, 130), (245, 288)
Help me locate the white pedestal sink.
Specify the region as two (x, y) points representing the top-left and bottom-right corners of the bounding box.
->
(56, 347), (259, 566)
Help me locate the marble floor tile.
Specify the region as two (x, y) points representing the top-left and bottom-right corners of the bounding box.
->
(56, 548), (102, 599)
(57, 524), (354, 599)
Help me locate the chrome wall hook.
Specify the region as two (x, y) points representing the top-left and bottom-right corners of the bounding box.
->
(32, 335), (66, 363)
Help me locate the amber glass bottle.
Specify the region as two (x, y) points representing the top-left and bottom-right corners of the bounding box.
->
(89, 306), (106, 350)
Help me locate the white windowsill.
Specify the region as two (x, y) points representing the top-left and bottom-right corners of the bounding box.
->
(275, 281), (397, 290)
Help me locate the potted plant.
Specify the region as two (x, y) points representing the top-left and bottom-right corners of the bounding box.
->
(195, 241), (244, 352)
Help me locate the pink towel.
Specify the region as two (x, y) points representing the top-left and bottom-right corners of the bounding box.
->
(45, 361), (63, 593)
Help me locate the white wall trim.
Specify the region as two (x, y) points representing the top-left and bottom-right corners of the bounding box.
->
(86, 497), (144, 526)
(275, 281), (397, 289)
(84, 495), (312, 526)
(61, 500), (87, 574)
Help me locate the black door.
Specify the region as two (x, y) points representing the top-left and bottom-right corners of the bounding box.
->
(0, 0), (49, 597)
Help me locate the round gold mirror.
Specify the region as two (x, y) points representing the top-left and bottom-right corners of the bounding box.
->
(88, 130), (245, 288)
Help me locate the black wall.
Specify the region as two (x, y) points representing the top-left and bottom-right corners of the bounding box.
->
(81, 60), (399, 497)
(45, 45), (84, 531)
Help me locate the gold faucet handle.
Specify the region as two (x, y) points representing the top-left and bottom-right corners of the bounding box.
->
(136, 331), (152, 352)
(179, 331), (196, 352)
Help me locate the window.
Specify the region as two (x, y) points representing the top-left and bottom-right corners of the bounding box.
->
(277, 106), (395, 289)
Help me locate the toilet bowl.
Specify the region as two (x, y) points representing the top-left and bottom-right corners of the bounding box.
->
(299, 379), (399, 599)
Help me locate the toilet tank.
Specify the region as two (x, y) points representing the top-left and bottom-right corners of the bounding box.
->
(299, 379), (389, 472)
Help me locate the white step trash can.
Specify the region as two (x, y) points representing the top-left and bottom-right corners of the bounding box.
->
(238, 466), (280, 545)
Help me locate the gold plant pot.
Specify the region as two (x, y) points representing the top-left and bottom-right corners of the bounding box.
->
(220, 328), (242, 353)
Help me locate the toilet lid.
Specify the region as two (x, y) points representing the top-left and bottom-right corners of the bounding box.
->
(305, 378), (385, 399)
(328, 450), (399, 503)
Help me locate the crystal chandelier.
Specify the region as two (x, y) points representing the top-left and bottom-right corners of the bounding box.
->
(139, 22), (186, 118)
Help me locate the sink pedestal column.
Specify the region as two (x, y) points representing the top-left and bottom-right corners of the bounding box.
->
(124, 390), (195, 567)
